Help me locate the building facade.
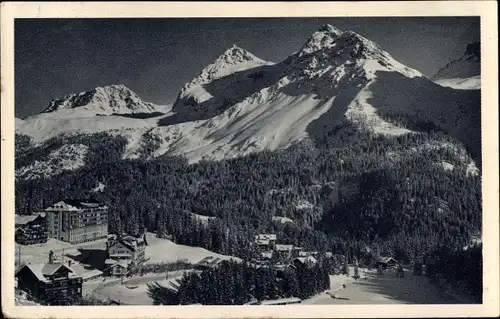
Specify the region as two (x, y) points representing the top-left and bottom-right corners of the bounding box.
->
(15, 251), (83, 305)
(15, 213), (48, 245)
(45, 199), (108, 244)
(105, 234), (147, 276)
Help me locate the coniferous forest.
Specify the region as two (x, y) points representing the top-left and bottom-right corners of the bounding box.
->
(147, 259), (331, 305)
(15, 119), (482, 302)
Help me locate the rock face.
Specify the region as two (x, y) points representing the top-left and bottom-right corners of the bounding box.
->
(16, 24), (480, 178)
(433, 42), (480, 90)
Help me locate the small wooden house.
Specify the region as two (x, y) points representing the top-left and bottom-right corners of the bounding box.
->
(105, 233), (147, 276)
(15, 251), (82, 304)
(377, 256), (398, 269)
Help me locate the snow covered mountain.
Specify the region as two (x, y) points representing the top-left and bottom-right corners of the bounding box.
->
(42, 84), (166, 117)
(433, 42), (480, 90)
(16, 24), (480, 179)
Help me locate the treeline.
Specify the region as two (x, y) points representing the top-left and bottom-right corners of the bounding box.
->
(15, 121), (481, 265)
(147, 260), (330, 305)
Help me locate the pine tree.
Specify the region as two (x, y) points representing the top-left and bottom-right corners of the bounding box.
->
(353, 263), (360, 280)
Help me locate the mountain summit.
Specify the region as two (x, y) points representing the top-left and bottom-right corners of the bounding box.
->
(296, 24), (344, 56)
(177, 45), (274, 104)
(43, 84), (162, 116)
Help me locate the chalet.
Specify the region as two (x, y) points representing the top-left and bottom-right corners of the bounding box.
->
(15, 251), (82, 305)
(105, 233), (147, 276)
(15, 213), (47, 245)
(274, 244), (294, 261)
(195, 256), (226, 270)
(293, 256), (318, 269)
(104, 260), (129, 277)
(259, 250), (273, 261)
(377, 256), (398, 269)
(254, 234), (277, 251)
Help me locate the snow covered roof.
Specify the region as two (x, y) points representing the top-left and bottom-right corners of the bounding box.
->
(255, 234), (277, 241)
(45, 199), (106, 212)
(15, 213), (45, 225)
(377, 256), (398, 264)
(16, 262), (77, 283)
(197, 256), (224, 266)
(69, 263), (103, 279)
(108, 234), (145, 252)
(260, 251), (273, 259)
(271, 216), (293, 224)
(255, 239), (271, 246)
(108, 253), (133, 258)
(104, 259), (118, 265)
(275, 244), (294, 251)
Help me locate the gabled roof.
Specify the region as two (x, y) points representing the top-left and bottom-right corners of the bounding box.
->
(16, 262), (77, 283)
(42, 262), (74, 276)
(15, 213), (45, 225)
(197, 256), (223, 266)
(108, 234), (145, 252)
(378, 256), (398, 264)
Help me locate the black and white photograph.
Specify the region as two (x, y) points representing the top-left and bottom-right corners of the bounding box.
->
(1, 1), (498, 318)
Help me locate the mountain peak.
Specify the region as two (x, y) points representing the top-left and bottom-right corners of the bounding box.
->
(318, 24), (343, 34)
(178, 45), (273, 100)
(297, 24), (344, 56)
(465, 42), (480, 59)
(215, 44), (264, 66)
(291, 26), (422, 80)
(433, 41), (480, 81)
(42, 84), (158, 115)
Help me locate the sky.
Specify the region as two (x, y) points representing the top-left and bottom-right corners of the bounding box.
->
(15, 17), (480, 118)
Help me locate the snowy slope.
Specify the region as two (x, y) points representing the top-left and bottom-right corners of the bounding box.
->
(16, 24), (480, 178)
(434, 75), (480, 90)
(433, 42), (480, 90)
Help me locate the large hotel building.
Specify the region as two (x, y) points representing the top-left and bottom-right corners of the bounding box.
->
(44, 199), (108, 244)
